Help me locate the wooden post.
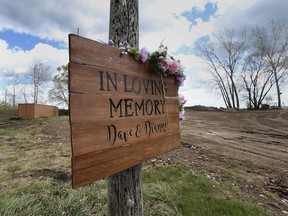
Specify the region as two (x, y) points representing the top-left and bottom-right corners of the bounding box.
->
(108, 0), (143, 216)
(109, 0), (139, 49)
(108, 165), (143, 216)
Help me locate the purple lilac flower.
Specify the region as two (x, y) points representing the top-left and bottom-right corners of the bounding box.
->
(175, 76), (185, 86)
(140, 47), (149, 63)
(108, 39), (114, 46)
(179, 112), (186, 121)
(179, 95), (186, 104)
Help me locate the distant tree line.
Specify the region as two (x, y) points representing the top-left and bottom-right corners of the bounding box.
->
(2, 60), (68, 109)
(195, 20), (288, 109)
(3, 59), (51, 107)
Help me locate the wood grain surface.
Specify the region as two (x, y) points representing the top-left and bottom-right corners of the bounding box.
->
(69, 34), (181, 188)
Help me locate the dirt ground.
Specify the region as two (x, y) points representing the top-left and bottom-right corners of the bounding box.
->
(1, 109), (288, 215)
(154, 109), (288, 216)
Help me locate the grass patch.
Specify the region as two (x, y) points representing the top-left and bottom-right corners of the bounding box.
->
(0, 166), (270, 216)
(0, 181), (107, 216)
(143, 166), (270, 216)
(0, 142), (9, 148)
(5, 163), (22, 172)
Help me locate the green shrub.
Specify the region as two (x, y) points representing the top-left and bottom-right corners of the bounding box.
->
(0, 103), (17, 119)
(59, 109), (69, 116)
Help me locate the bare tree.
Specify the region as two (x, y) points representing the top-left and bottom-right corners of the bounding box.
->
(241, 54), (275, 109)
(195, 29), (249, 108)
(48, 65), (68, 108)
(4, 72), (20, 107)
(1, 73), (9, 105)
(20, 87), (29, 103)
(252, 20), (288, 108)
(27, 60), (51, 104)
(3, 86), (9, 106)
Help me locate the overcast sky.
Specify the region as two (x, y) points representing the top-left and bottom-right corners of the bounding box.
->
(1, 0), (288, 107)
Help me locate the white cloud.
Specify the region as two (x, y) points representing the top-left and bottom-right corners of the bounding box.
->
(181, 87), (224, 107)
(0, 39), (68, 104)
(215, 0), (288, 31)
(0, 0), (110, 43)
(0, 39), (68, 73)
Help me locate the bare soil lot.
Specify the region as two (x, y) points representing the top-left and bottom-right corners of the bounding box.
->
(158, 109), (288, 215)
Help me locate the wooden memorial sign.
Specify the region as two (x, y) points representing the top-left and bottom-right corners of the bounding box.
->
(69, 34), (181, 188)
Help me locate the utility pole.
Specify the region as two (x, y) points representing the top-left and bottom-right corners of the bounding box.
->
(108, 0), (143, 216)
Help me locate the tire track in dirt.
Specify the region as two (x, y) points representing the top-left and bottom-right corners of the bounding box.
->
(181, 110), (288, 174)
(181, 132), (288, 174)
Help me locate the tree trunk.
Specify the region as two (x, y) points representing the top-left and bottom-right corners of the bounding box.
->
(274, 71), (282, 108)
(108, 1), (143, 215)
(12, 86), (16, 108)
(108, 165), (143, 216)
(23, 89), (28, 103)
(34, 85), (38, 104)
(109, 0), (139, 49)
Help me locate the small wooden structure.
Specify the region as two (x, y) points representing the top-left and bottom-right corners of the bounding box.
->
(18, 103), (59, 119)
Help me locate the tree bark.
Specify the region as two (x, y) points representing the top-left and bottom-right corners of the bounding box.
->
(109, 0), (139, 49)
(274, 70), (282, 108)
(108, 165), (143, 216)
(108, 1), (143, 215)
